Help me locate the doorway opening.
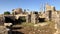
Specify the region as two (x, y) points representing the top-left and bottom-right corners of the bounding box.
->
(38, 18), (45, 22)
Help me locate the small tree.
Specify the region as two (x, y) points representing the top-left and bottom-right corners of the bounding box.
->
(4, 11), (10, 15)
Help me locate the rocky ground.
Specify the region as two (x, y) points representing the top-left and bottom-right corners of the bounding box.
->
(11, 21), (57, 34)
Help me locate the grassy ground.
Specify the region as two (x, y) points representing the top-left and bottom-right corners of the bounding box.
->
(12, 21), (57, 34)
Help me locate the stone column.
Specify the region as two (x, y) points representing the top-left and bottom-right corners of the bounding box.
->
(57, 14), (60, 34)
(45, 10), (52, 21)
(0, 16), (5, 25)
(31, 14), (39, 24)
(26, 14), (31, 23)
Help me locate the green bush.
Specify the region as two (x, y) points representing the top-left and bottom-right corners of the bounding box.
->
(4, 11), (10, 15)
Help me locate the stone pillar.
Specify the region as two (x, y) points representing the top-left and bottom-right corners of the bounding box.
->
(45, 10), (52, 21)
(0, 16), (5, 25)
(51, 11), (57, 22)
(26, 14), (31, 23)
(31, 14), (39, 24)
(57, 14), (60, 34)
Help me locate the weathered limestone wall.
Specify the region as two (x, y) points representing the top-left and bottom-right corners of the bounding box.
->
(45, 10), (52, 21)
(0, 26), (9, 34)
(0, 15), (10, 34)
(45, 4), (56, 11)
(56, 13), (60, 33)
(49, 11), (60, 34)
(45, 4), (56, 21)
(26, 14), (31, 23)
(0, 16), (5, 25)
(31, 14), (39, 24)
(51, 11), (57, 22)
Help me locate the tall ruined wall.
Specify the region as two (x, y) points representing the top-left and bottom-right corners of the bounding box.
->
(31, 12), (39, 24)
(45, 4), (56, 11)
(0, 15), (5, 25)
(45, 10), (52, 21)
(26, 14), (31, 23)
(31, 14), (38, 24)
(55, 12), (60, 33)
(45, 10), (58, 22)
(45, 4), (56, 21)
(51, 11), (57, 22)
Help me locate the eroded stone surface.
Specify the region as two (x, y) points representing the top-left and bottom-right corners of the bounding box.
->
(0, 26), (9, 34)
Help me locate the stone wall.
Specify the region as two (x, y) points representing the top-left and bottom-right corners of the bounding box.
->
(26, 14), (31, 23)
(31, 14), (39, 24)
(45, 4), (56, 11)
(0, 26), (9, 34)
(56, 12), (60, 33)
(45, 11), (52, 21)
(45, 4), (56, 21)
(0, 16), (4, 25)
(51, 11), (57, 22)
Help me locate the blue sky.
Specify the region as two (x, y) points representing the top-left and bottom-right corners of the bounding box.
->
(0, 0), (60, 14)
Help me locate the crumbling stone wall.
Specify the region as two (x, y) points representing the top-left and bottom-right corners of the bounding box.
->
(45, 4), (56, 11)
(0, 16), (5, 25)
(51, 11), (57, 22)
(56, 12), (60, 33)
(0, 26), (9, 34)
(31, 13), (39, 24)
(26, 14), (31, 23)
(45, 4), (56, 21)
(45, 11), (52, 21)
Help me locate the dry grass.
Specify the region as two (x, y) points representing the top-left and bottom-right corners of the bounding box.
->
(12, 21), (57, 34)
(34, 21), (57, 34)
(21, 22), (34, 27)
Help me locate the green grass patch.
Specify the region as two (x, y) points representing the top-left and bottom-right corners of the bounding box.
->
(21, 22), (34, 27)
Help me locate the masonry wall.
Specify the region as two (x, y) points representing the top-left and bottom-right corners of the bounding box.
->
(51, 11), (57, 22)
(0, 16), (4, 25)
(56, 12), (60, 32)
(31, 14), (39, 24)
(0, 26), (9, 34)
(26, 14), (31, 23)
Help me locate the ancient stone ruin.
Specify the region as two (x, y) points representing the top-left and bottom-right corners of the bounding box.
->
(0, 4), (60, 34)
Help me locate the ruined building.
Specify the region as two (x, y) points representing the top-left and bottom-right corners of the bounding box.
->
(0, 4), (60, 24)
(0, 4), (60, 34)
